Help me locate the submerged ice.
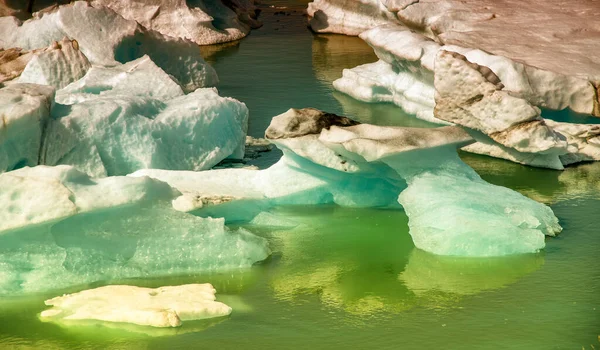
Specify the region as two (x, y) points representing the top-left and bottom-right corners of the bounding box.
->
(0, 166), (269, 295)
(0, 206), (270, 295)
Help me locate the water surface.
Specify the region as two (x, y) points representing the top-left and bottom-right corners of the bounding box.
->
(0, 2), (598, 349)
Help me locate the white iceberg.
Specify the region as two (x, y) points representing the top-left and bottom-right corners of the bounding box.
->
(0, 1), (218, 92)
(41, 284), (232, 328)
(307, 0), (396, 35)
(0, 84), (55, 173)
(42, 62), (248, 176)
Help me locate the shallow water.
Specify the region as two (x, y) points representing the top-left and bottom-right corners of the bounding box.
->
(1, 2), (599, 349)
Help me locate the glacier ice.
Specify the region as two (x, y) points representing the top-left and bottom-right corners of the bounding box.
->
(0, 84), (55, 173)
(55, 55), (183, 104)
(0, 164), (270, 295)
(0, 1), (218, 92)
(41, 284), (232, 328)
(41, 59), (248, 177)
(313, 0), (600, 168)
(92, 0), (261, 46)
(1, 55), (248, 178)
(133, 108), (561, 256)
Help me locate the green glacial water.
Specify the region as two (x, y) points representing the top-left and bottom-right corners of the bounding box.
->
(0, 1), (598, 349)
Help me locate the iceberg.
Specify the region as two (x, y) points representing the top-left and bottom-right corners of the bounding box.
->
(312, 1), (600, 168)
(133, 108), (561, 256)
(40, 58), (248, 177)
(41, 284), (232, 328)
(92, 0), (261, 46)
(0, 1), (218, 92)
(0, 164), (270, 295)
(0, 84), (54, 173)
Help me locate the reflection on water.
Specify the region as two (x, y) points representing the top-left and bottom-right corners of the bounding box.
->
(42, 316), (228, 338)
(400, 250), (544, 296)
(258, 206), (543, 318)
(332, 91), (436, 127)
(462, 152), (600, 204)
(311, 34), (377, 85)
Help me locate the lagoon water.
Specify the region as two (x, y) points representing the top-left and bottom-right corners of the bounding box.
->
(0, 1), (598, 349)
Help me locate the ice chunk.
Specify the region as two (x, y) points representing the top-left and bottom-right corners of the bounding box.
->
(41, 284), (231, 327)
(0, 165), (178, 232)
(92, 0), (259, 45)
(17, 38), (91, 89)
(0, 1), (217, 92)
(43, 87), (248, 177)
(55, 55), (183, 104)
(0, 84), (54, 173)
(0, 207), (270, 295)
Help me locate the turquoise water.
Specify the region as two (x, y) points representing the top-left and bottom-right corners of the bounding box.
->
(0, 2), (599, 349)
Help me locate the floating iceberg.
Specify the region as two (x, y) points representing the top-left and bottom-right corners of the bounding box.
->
(0, 1), (218, 92)
(41, 284), (232, 328)
(0, 164), (270, 295)
(92, 0), (261, 46)
(133, 108), (561, 256)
